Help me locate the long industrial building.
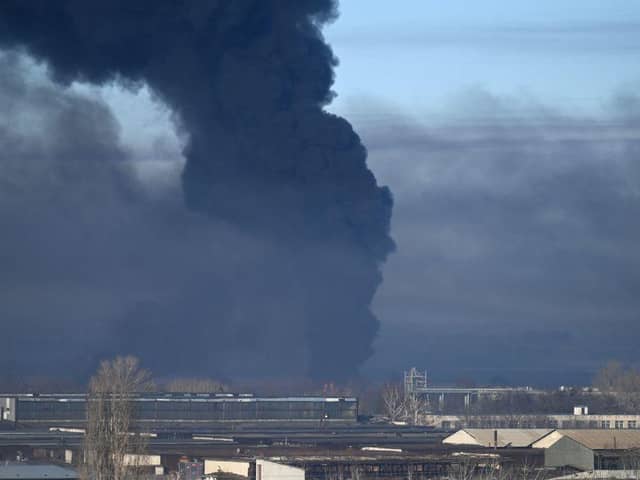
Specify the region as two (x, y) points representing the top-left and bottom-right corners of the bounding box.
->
(0, 393), (358, 427)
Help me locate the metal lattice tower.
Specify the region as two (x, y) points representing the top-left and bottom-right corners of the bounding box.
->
(404, 368), (427, 398)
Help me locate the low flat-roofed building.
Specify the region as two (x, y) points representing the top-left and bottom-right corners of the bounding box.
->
(426, 413), (640, 430)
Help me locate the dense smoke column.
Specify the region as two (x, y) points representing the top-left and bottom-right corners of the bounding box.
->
(0, 1), (393, 378)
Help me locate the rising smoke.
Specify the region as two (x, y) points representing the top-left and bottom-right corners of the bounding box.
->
(0, 1), (393, 380)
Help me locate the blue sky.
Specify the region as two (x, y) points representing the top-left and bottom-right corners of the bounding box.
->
(326, 0), (640, 117)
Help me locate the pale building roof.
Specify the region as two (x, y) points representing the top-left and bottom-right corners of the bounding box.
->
(557, 430), (640, 450)
(443, 429), (553, 448)
(531, 430), (565, 449)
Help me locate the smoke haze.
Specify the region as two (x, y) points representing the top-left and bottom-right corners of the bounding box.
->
(354, 88), (640, 385)
(0, 1), (393, 381)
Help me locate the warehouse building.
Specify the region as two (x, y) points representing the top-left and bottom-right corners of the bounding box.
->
(531, 431), (594, 471)
(534, 430), (640, 470)
(444, 429), (640, 472)
(426, 411), (640, 430)
(0, 393), (358, 427)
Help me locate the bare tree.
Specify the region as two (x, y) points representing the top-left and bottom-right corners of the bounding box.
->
(83, 356), (154, 480)
(449, 456), (477, 480)
(381, 383), (405, 422)
(405, 392), (428, 426)
(594, 361), (640, 412)
(164, 377), (228, 393)
(594, 361), (625, 392)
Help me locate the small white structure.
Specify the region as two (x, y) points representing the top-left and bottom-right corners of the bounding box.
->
(573, 406), (589, 416)
(205, 458), (304, 479)
(204, 459), (251, 477)
(0, 397), (15, 421)
(122, 454), (162, 467)
(255, 459), (304, 480)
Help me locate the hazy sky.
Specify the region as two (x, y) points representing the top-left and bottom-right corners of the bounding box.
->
(2, 1), (640, 386)
(324, 1), (640, 385)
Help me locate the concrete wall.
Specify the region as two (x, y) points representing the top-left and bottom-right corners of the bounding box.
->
(256, 459), (304, 480)
(545, 436), (594, 471)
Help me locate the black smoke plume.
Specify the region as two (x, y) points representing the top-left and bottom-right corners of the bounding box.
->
(0, 1), (393, 380)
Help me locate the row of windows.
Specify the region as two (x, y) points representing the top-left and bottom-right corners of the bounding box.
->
(17, 399), (357, 422)
(607, 420), (636, 429)
(563, 420), (638, 429)
(452, 420), (640, 429)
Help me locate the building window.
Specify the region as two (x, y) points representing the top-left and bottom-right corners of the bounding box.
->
(615, 420), (624, 429)
(629, 421), (637, 429)
(602, 420), (611, 429)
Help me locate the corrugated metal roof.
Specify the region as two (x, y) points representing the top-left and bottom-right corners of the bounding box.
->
(558, 430), (640, 450)
(0, 464), (78, 479)
(444, 429), (553, 448)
